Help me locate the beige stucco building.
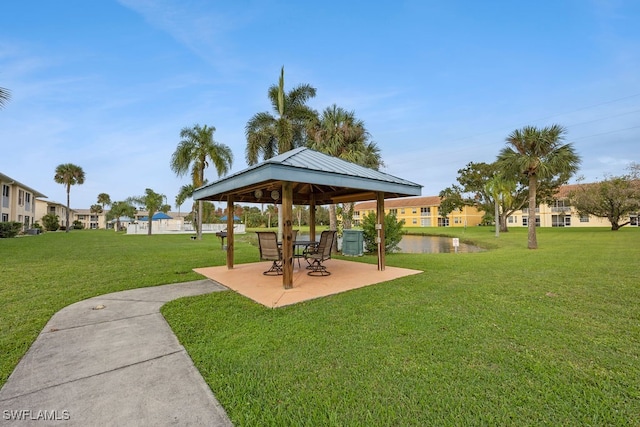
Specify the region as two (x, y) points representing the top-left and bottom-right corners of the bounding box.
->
(1, 172), (46, 230)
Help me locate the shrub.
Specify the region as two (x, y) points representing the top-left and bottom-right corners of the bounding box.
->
(72, 220), (84, 230)
(362, 211), (405, 253)
(0, 222), (23, 238)
(42, 214), (60, 231)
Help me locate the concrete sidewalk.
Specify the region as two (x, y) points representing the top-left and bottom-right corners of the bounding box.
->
(0, 280), (233, 426)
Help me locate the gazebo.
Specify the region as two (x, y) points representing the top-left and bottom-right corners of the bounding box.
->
(193, 147), (422, 289)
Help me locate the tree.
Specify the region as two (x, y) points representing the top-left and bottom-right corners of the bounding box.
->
(106, 201), (136, 232)
(362, 211), (405, 253)
(497, 125), (580, 249)
(97, 193), (111, 229)
(171, 124), (232, 240)
(90, 204), (103, 229)
(127, 189), (170, 236)
(245, 66), (317, 239)
(0, 87), (10, 109)
(570, 168), (640, 230)
(307, 104), (383, 246)
(245, 66), (317, 165)
(54, 163), (85, 233)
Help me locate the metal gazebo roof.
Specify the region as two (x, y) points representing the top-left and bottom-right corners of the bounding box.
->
(192, 147), (422, 205)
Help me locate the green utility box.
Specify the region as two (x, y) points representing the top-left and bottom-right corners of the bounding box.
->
(342, 229), (364, 256)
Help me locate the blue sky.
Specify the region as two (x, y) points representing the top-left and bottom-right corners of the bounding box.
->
(1, 0), (639, 209)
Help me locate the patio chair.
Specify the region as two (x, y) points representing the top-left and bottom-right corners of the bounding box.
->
(304, 230), (336, 276)
(256, 231), (282, 275)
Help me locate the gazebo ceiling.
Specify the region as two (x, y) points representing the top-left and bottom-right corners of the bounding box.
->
(193, 147), (422, 205)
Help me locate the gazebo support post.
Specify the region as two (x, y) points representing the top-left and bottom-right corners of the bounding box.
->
(282, 181), (294, 289)
(376, 191), (385, 271)
(309, 194), (316, 242)
(226, 196), (234, 269)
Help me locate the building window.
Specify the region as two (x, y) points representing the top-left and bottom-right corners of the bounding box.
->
(18, 190), (24, 206)
(580, 216), (589, 223)
(25, 193), (32, 211)
(421, 218), (431, 226)
(412, 208), (417, 214)
(412, 218), (417, 224)
(1, 213), (8, 222)
(389, 209), (397, 215)
(1, 185), (8, 209)
(420, 207), (430, 216)
(508, 216), (515, 224)
(78, 215), (86, 220)
(400, 209), (405, 214)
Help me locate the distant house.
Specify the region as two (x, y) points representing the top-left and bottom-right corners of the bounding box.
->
(73, 208), (104, 230)
(35, 199), (74, 228)
(354, 195), (484, 228)
(0, 172), (46, 230)
(508, 183), (639, 228)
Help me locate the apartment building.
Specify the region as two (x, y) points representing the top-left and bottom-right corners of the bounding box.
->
(1, 172), (46, 229)
(34, 199), (74, 228)
(354, 195), (484, 228)
(508, 184), (638, 228)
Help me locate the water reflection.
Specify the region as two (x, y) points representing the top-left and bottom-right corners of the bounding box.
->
(297, 233), (484, 254)
(397, 235), (484, 254)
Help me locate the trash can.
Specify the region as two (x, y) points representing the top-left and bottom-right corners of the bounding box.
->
(342, 229), (364, 256)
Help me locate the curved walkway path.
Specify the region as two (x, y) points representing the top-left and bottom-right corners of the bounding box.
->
(0, 280), (233, 426)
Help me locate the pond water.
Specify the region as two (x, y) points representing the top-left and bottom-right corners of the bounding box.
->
(397, 235), (484, 254)
(298, 233), (484, 254)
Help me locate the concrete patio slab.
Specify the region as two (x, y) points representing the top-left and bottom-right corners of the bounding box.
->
(194, 259), (423, 308)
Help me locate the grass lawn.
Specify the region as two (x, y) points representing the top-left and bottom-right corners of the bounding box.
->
(2, 227), (639, 425)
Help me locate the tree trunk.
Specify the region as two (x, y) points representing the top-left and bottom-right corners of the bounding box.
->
(197, 200), (203, 240)
(494, 198), (500, 238)
(65, 186), (70, 233)
(329, 204), (338, 253)
(147, 218), (153, 235)
(499, 212), (509, 232)
(528, 175), (538, 249)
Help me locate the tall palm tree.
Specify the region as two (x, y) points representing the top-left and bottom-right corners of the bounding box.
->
(97, 193), (111, 229)
(497, 124), (580, 249)
(308, 104), (383, 232)
(90, 204), (103, 229)
(171, 124), (233, 240)
(245, 66), (317, 239)
(0, 87), (10, 109)
(127, 188), (169, 236)
(245, 66), (317, 165)
(54, 163), (85, 233)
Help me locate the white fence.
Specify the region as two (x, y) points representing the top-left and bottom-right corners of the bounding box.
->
(127, 220), (245, 235)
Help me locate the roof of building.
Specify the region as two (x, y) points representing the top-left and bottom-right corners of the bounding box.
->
(0, 172), (47, 198)
(193, 147), (422, 205)
(355, 195), (442, 211)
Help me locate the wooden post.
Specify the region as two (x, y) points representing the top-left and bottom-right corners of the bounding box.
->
(376, 192), (385, 271)
(282, 182), (293, 289)
(226, 196), (234, 269)
(309, 194), (316, 243)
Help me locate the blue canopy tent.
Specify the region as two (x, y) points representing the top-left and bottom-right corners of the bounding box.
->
(220, 215), (241, 222)
(138, 212), (173, 221)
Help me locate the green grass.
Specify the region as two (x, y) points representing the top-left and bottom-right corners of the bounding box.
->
(2, 227), (640, 425)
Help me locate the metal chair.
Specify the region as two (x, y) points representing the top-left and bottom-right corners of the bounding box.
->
(304, 230), (336, 276)
(256, 231), (282, 275)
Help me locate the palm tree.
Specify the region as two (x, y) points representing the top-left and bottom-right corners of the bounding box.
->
(0, 87), (10, 109)
(54, 163), (85, 233)
(497, 124), (580, 249)
(97, 193), (111, 229)
(245, 66), (317, 165)
(308, 104), (383, 233)
(127, 188), (170, 235)
(90, 204), (103, 229)
(106, 201), (136, 232)
(171, 124), (233, 240)
(245, 66), (317, 239)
